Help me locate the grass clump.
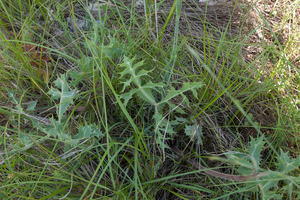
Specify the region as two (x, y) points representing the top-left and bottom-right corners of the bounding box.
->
(0, 0), (300, 199)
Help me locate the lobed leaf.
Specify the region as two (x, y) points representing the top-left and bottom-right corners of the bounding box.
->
(70, 56), (95, 86)
(158, 82), (203, 106)
(26, 100), (37, 111)
(85, 35), (127, 59)
(119, 88), (139, 107)
(185, 124), (203, 145)
(119, 57), (145, 86)
(277, 149), (300, 174)
(259, 171), (282, 200)
(136, 88), (156, 105)
(8, 90), (19, 104)
(249, 136), (265, 172)
(47, 74), (76, 122)
(73, 124), (104, 140)
(48, 117), (67, 139)
(19, 133), (32, 146)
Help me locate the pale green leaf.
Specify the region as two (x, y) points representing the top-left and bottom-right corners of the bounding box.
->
(120, 78), (134, 92)
(259, 172), (282, 200)
(176, 117), (189, 123)
(77, 56), (93, 72)
(120, 88), (139, 107)
(73, 124), (104, 140)
(47, 74), (76, 122)
(14, 105), (24, 113)
(181, 82), (204, 98)
(167, 100), (186, 114)
(284, 182), (294, 199)
(119, 57), (145, 80)
(278, 149), (300, 173)
(58, 131), (73, 141)
(185, 124), (203, 145)
(48, 118), (64, 137)
(226, 154), (253, 170)
(7, 90), (24, 112)
(141, 81), (165, 91)
(31, 119), (51, 133)
(102, 35), (127, 58)
(8, 90), (19, 104)
(19, 133), (32, 146)
(236, 166), (254, 175)
(69, 70), (86, 87)
(135, 69), (153, 79)
(70, 56), (95, 86)
(26, 100), (37, 111)
(155, 133), (170, 150)
(153, 112), (163, 126)
(158, 82), (203, 106)
(249, 136), (265, 171)
(136, 88), (156, 105)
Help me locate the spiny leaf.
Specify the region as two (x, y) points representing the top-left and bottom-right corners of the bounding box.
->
(180, 82), (203, 98)
(118, 56), (204, 151)
(155, 133), (170, 149)
(48, 117), (65, 138)
(169, 101), (186, 114)
(236, 166), (254, 175)
(8, 90), (19, 104)
(119, 57), (145, 85)
(259, 172), (282, 200)
(102, 35), (127, 59)
(64, 124), (104, 153)
(282, 182), (294, 199)
(102, 45), (124, 59)
(31, 118), (51, 133)
(136, 88), (156, 105)
(119, 57), (164, 106)
(73, 124), (104, 140)
(185, 124), (203, 145)
(47, 74), (76, 122)
(69, 70), (85, 87)
(158, 82), (203, 106)
(222, 152), (254, 175)
(26, 100), (37, 111)
(119, 88), (139, 107)
(84, 34), (127, 59)
(70, 56), (96, 87)
(154, 111), (179, 141)
(7, 90), (24, 112)
(120, 78), (134, 93)
(58, 131), (73, 141)
(141, 81), (165, 91)
(11, 132), (39, 150)
(153, 112), (163, 128)
(226, 154), (253, 170)
(249, 136), (265, 171)
(14, 105), (24, 113)
(278, 149), (300, 173)
(83, 32), (100, 48)
(19, 133), (32, 146)
(135, 69), (153, 79)
(160, 119), (179, 135)
(77, 56), (93, 72)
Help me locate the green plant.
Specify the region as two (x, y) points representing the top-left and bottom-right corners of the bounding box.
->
(170, 136), (300, 200)
(215, 136), (300, 199)
(7, 74), (104, 154)
(2, 0), (300, 198)
(118, 56), (204, 149)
